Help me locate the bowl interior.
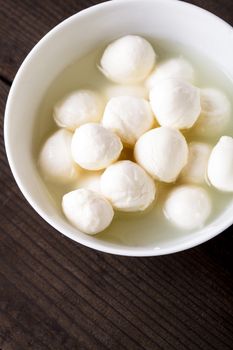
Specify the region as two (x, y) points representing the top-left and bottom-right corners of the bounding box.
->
(5, 0), (233, 256)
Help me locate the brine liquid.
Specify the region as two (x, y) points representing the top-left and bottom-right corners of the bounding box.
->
(34, 39), (233, 248)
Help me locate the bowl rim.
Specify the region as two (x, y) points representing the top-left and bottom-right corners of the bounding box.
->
(4, 0), (233, 257)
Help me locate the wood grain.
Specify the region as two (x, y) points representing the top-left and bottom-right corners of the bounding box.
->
(1, 1), (233, 349)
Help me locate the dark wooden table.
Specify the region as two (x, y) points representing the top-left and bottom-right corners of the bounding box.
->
(1, 1), (233, 349)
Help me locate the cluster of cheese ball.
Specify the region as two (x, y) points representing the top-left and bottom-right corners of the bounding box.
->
(39, 35), (233, 235)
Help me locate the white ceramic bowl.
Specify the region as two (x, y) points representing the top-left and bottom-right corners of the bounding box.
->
(4, 0), (233, 256)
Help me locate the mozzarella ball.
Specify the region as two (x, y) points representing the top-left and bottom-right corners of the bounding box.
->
(149, 78), (201, 129)
(53, 90), (104, 131)
(100, 35), (156, 83)
(180, 142), (212, 184)
(100, 160), (156, 212)
(102, 96), (154, 146)
(134, 127), (188, 183)
(76, 171), (102, 194)
(207, 136), (233, 192)
(39, 129), (78, 183)
(71, 123), (123, 171)
(164, 185), (212, 230)
(146, 57), (195, 89)
(194, 88), (231, 136)
(103, 84), (148, 100)
(62, 189), (114, 235)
